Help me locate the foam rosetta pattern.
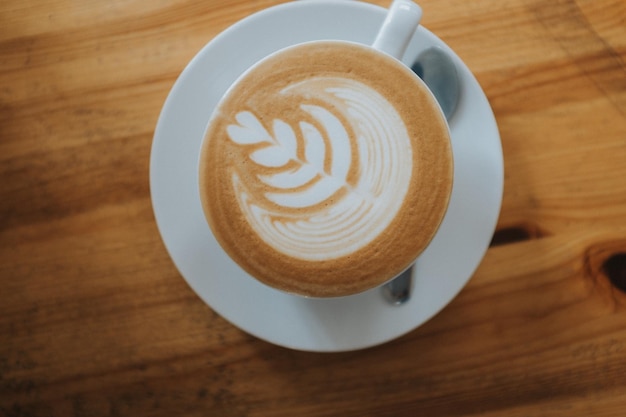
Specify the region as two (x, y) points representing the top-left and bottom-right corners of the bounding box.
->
(227, 77), (413, 260)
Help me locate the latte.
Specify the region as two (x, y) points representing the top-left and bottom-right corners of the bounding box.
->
(199, 41), (453, 297)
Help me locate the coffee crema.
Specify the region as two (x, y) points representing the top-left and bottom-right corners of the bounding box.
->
(199, 41), (453, 297)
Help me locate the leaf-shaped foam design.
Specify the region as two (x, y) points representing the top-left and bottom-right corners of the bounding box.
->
(226, 111), (272, 145)
(226, 108), (349, 209)
(248, 119), (298, 168)
(249, 145), (292, 168)
(300, 121), (325, 171)
(301, 104), (351, 181)
(266, 176), (343, 209)
(272, 119), (297, 156)
(258, 165), (318, 189)
(228, 77), (413, 261)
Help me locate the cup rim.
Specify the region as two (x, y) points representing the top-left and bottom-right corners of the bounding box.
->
(197, 39), (454, 298)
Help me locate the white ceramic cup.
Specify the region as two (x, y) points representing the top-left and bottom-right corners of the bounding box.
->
(198, 0), (453, 298)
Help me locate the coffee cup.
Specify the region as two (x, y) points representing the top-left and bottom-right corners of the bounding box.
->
(198, 0), (453, 298)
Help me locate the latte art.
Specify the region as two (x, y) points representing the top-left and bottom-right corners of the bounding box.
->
(227, 77), (413, 260)
(199, 41), (453, 297)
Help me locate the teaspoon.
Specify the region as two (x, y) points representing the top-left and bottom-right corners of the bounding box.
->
(382, 46), (460, 305)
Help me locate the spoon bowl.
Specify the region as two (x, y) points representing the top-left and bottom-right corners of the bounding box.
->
(411, 46), (460, 121)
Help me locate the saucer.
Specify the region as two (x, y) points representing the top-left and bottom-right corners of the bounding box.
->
(150, 0), (503, 352)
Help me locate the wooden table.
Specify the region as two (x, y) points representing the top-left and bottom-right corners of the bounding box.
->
(2, 0), (625, 415)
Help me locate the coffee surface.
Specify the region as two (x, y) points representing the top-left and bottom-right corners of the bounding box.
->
(199, 41), (453, 297)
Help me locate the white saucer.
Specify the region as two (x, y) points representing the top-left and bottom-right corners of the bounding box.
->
(150, 0), (503, 352)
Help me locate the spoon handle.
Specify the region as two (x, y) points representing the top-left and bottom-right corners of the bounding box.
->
(382, 267), (413, 305)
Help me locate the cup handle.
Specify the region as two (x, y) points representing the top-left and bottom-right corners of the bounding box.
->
(372, 0), (423, 59)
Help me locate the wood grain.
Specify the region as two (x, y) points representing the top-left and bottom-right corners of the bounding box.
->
(1, 0), (625, 416)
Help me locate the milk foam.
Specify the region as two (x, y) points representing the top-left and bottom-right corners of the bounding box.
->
(225, 77), (413, 260)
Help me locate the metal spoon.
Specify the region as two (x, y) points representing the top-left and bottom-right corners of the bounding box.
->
(382, 46), (460, 305)
(411, 46), (460, 120)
